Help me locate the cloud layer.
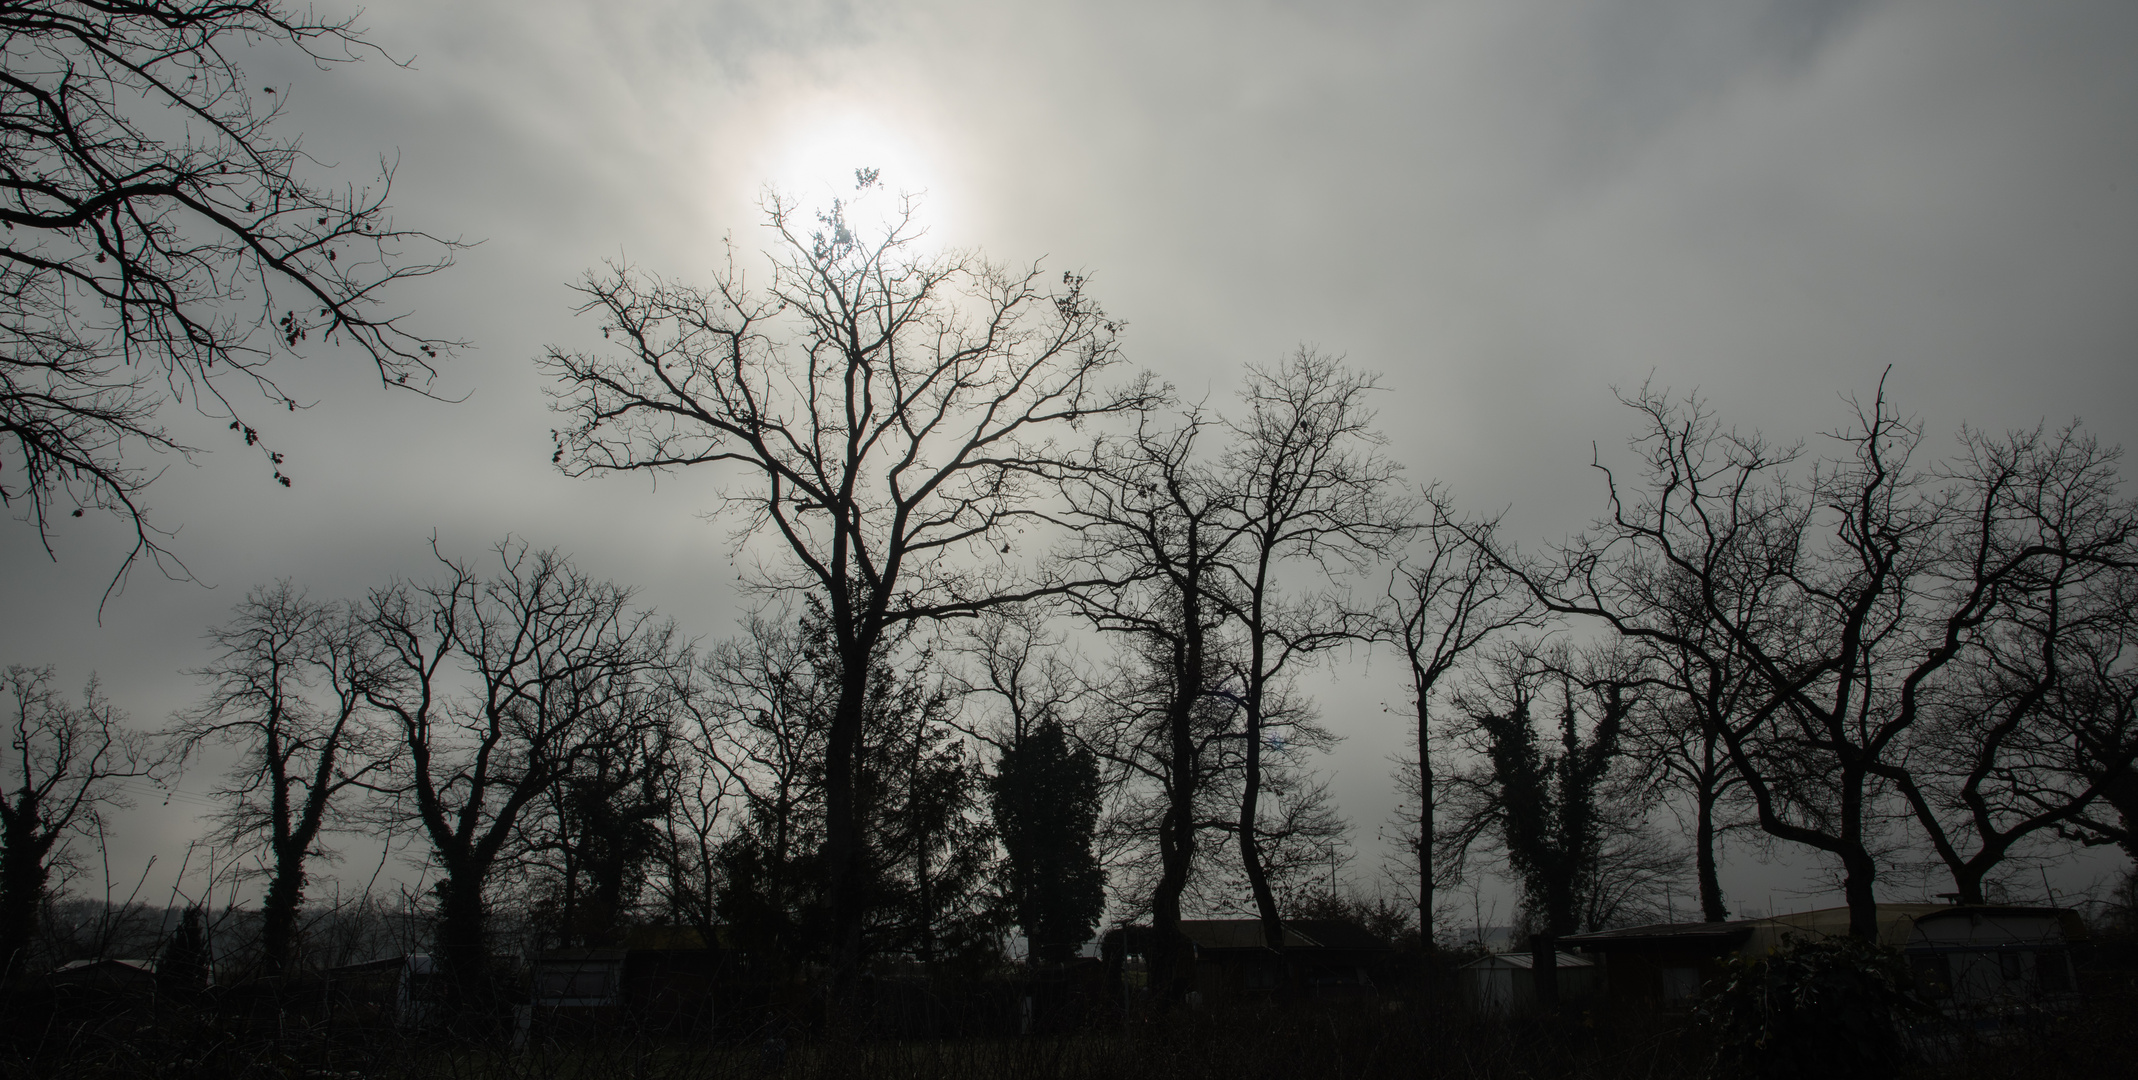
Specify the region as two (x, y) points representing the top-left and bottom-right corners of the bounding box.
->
(6, 0), (2134, 912)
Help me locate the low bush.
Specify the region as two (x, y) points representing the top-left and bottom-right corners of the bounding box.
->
(1692, 934), (1927, 1080)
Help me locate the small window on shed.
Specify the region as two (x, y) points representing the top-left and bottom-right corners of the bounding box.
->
(1661, 967), (1700, 1003)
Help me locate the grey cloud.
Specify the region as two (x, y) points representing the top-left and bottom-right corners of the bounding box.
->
(5, 0), (2132, 912)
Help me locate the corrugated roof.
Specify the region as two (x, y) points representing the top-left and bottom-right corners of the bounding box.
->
(1460, 951), (1594, 970)
(324, 954), (413, 976)
(1563, 920), (1749, 941)
(55, 958), (155, 973)
(1560, 903), (2081, 955)
(1560, 921), (1755, 952)
(533, 947), (629, 962)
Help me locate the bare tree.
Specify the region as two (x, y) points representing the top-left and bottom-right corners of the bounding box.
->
(1881, 426), (2138, 901)
(1, 665), (159, 979)
(1213, 742), (1350, 920)
(169, 581), (387, 975)
(650, 737), (734, 944)
(1065, 412), (1238, 1004)
(0, 1), (462, 594)
(1211, 350), (1406, 970)
(2059, 675), (2138, 861)
(651, 657), (741, 944)
(1622, 677), (1751, 923)
(954, 608), (1084, 754)
(542, 181), (1156, 987)
(1506, 383), (2136, 938)
(1502, 386), (1908, 939)
(519, 671), (683, 949)
(685, 613), (833, 967)
(1382, 494), (1537, 939)
(1611, 563), (1766, 925)
(361, 542), (683, 1002)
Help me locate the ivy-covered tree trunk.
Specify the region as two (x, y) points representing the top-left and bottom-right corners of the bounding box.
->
(0, 808), (54, 981)
(434, 869), (491, 1006)
(1461, 652), (1633, 938)
(259, 855), (306, 976)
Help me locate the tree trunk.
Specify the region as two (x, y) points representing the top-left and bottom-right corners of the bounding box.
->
(916, 815), (935, 970)
(2103, 766), (2138, 863)
(258, 852), (306, 976)
(433, 869), (491, 1009)
(1150, 637), (1201, 1007)
(1416, 698), (1434, 943)
(1151, 733), (1197, 1004)
(1529, 933), (1558, 1012)
(1694, 788), (1727, 922)
(1545, 872), (1580, 938)
(1839, 763), (1880, 940)
(1237, 704), (1281, 938)
(1840, 849), (1881, 941)
(0, 823), (50, 982)
(1237, 701), (1289, 993)
(822, 656), (869, 1000)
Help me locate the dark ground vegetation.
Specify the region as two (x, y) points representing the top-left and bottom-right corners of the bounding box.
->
(1, 939), (2130, 1080)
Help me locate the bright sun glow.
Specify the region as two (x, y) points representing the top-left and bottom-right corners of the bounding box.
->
(762, 105), (942, 212)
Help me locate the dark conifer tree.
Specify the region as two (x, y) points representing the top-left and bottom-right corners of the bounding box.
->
(988, 718), (1106, 963)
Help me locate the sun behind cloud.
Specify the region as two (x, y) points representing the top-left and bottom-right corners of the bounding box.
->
(760, 100), (948, 217)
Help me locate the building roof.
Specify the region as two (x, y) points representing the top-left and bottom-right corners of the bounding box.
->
(1759, 903), (1952, 945)
(532, 948), (629, 964)
(1909, 905), (2085, 944)
(1460, 951), (1594, 971)
(325, 954), (416, 977)
(56, 957), (154, 972)
(1560, 903), (2080, 956)
(1559, 920), (1755, 953)
(50, 958), (159, 988)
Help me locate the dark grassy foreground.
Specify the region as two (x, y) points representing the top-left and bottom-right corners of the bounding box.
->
(1, 977), (2129, 1080)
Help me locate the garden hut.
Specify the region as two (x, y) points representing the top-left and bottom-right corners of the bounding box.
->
(1457, 950), (1600, 1016)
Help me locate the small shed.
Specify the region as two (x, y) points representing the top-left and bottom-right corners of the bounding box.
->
(319, 954), (453, 1029)
(50, 957), (158, 989)
(46, 957), (160, 1016)
(1100, 918), (1393, 1003)
(1903, 906), (2082, 1023)
(530, 948), (626, 1008)
(520, 939), (719, 1038)
(1559, 903), (2087, 1027)
(1556, 920), (1753, 1011)
(1458, 951), (1600, 1017)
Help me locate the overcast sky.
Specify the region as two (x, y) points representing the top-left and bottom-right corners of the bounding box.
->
(6, 0), (2136, 924)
